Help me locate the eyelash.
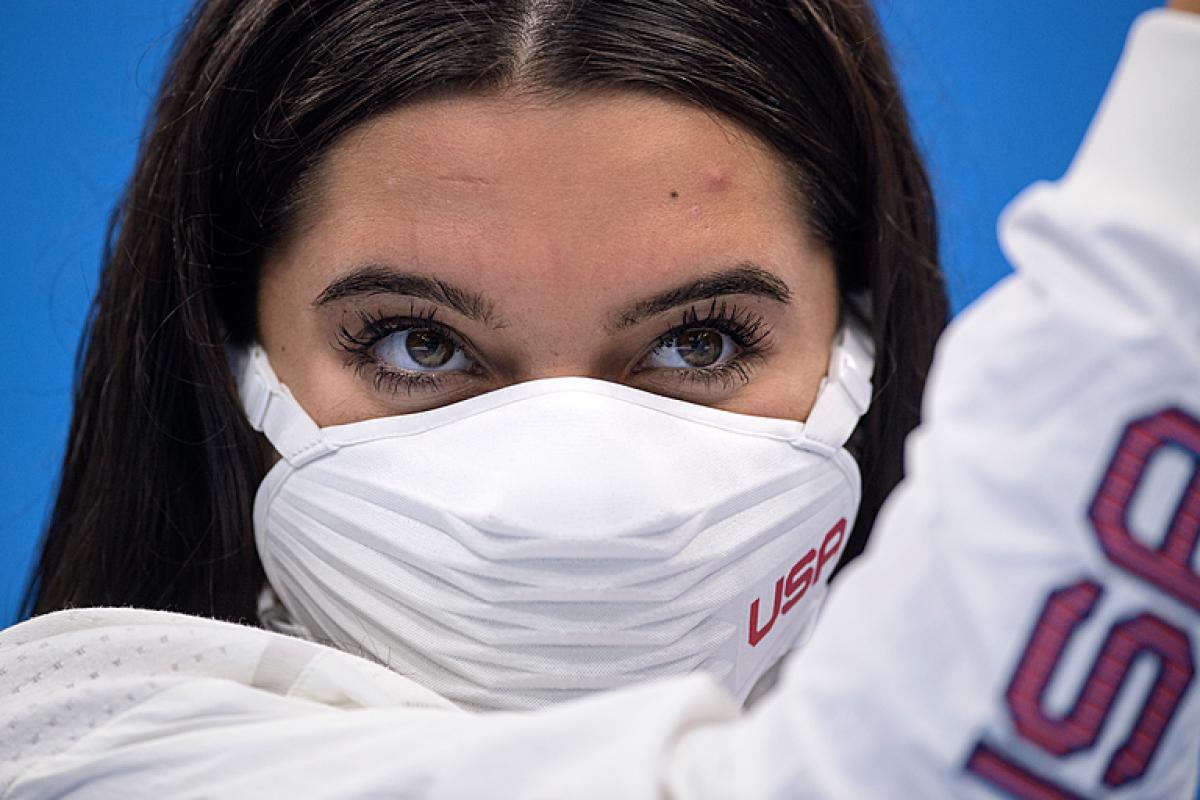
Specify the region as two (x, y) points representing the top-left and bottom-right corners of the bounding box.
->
(334, 306), (474, 396)
(333, 300), (774, 397)
(643, 299), (773, 390)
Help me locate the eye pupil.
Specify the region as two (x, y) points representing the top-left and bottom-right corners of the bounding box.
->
(405, 330), (454, 368)
(676, 328), (723, 367)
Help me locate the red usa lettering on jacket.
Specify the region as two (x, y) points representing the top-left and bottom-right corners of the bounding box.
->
(748, 518), (847, 647)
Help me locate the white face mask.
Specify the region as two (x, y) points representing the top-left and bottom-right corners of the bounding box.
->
(234, 324), (873, 711)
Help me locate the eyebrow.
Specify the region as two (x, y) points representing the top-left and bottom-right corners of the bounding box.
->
(313, 265), (504, 329)
(611, 264), (792, 330)
(313, 262), (791, 332)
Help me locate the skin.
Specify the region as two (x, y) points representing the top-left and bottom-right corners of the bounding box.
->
(258, 0), (1200, 428)
(258, 91), (839, 427)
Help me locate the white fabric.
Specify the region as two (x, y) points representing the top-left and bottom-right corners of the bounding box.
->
(239, 325), (871, 711)
(1, 9), (1198, 798)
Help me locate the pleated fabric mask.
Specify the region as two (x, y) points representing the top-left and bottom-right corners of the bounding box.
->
(234, 324), (873, 711)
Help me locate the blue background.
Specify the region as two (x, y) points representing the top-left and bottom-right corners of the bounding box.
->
(0, 1), (1163, 625)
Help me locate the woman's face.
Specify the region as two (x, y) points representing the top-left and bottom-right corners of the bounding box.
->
(258, 91), (838, 426)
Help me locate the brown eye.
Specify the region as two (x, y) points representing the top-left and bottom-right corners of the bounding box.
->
(644, 327), (734, 371)
(674, 328), (725, 367)
(405, 330), (455, 368)
(375, 328), (471, 372)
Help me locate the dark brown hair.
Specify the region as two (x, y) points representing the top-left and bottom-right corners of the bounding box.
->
(25, 0), (947, 622)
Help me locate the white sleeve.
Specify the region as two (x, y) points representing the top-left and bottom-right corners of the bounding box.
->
(669, 8), (1200, 798)
(4, 10), (1198, 800)
(0, 608), (740, 799)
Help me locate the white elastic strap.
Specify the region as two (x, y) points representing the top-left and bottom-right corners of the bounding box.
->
(235, 345), (338, 467)
(797, 323), (874, 452)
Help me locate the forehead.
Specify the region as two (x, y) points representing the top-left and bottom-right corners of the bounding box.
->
(276, 91), (821, 302)
(316, 90), (795, 204)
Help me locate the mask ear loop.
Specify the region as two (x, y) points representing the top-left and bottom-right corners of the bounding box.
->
(232, 344), (339, 467)
(794, 322), (875, 454)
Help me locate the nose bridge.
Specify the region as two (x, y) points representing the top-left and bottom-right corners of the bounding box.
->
(512, 358), (611, 383)
(494, 304), (629, 383)
(485, 219), (638, 383)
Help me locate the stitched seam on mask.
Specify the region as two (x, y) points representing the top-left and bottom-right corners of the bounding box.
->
(288, 437), (334, 463)
(801, 430), (839, 449)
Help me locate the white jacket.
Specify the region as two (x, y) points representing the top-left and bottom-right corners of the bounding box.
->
(2, 9), (1197, 799)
